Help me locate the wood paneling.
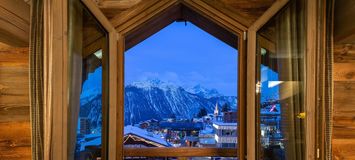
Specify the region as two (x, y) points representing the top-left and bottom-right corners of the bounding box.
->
(333, 63), (355, 81)
(124, 148), (238, 157)
(332, 0), (355, 158)
(334, 44), (355, 63)
(0, 0), (30, 47)
(333, 45), (355, 159)
(332, 139), (355, 160)
(0, 42), (31, 159)
(333, 82), (355, 139)
(0, 121), (31, 160)
(98, 0), (275, 28)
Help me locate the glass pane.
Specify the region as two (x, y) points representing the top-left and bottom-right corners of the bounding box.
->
(68, 0), (109, 159)
(256, 0), (306, 159)
(124, 22), (238, 149)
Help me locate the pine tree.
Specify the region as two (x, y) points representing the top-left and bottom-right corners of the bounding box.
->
(221, 103), (231, 112)
(197, 107), (207, 118)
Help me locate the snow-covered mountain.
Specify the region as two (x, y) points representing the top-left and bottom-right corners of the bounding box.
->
(186, 84), (222, 98)
(79, 78), (237, 128)
(124, 79), (237, 125)
(78, 65), (282, 132)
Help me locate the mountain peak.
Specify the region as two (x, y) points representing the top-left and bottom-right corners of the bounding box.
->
(187, 84), (222, 98)
(128, 79), (179, 91)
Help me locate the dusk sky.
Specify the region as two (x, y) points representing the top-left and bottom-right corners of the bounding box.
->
(125, 22), (238, 96)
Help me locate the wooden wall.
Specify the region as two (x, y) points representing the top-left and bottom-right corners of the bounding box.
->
(332, 44), (355, 160)
(332, 1), (355, 159)
(0, 42), (31, 159)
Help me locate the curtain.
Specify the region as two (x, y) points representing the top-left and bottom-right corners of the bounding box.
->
(67, 0), (83, 159)
(275, 0), (306, 159)
(29, 0), (44, 159)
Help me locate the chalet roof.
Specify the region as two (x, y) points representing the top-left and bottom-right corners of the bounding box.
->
(124, 125), (170, 147)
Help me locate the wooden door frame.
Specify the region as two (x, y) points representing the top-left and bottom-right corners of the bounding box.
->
(246, 0), (318, 159)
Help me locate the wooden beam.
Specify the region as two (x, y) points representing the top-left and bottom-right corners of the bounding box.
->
(110, 0), (161, 30)
(98, 0), (141, 10)
(0, 0), (30, 47)
(201, 0), (254, 27)
(123, 148), (238, 157)
(124, 3), (180, 50)
(182, 5), (238, 49)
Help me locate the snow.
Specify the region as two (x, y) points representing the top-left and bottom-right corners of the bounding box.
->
(79, 133), (102, 151)
(200, 126), (214, 134)
(124, 125), (170, 146)
(187, 84), (222, 98)
(128, 79), (179, 92)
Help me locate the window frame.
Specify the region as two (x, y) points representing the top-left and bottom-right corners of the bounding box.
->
(246, 0), (317, 159)
(43, 0), (321, 160)
(115, 1), (247, 159)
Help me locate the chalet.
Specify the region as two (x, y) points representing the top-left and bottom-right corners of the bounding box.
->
(124, 125), (171, 148)
(0, 0), (354, 159)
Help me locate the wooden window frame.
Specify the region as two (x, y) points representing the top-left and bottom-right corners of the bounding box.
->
(246, 0), (317, 159)
(42, 0), (321, 160)
(115, 1), (247, 159)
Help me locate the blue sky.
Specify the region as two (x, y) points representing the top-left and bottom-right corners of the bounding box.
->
(125, 22), (238, 96)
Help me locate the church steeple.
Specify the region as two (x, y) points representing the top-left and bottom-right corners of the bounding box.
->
(214, 102), (219, 116)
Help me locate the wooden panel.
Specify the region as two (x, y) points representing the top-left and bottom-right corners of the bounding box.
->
(333, 1), (355, 159)
(334, 44), (355, 63)
(124, 148), (237, 157)
(332, 81), (355, 160)
(101, 0), (275, 28)
(332, 139), (355, 160)
(0, 0), (30, 47)
(333, 82), (355, 138)
(0, 43), (31, 159)
(124, 3), (180, 50)
(0, 121), (31, 160)
(333, 63), (355, 81)
(200, 0), (275, 28)
(97, 0), (142, 19)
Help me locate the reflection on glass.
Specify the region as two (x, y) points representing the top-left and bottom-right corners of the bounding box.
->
(124, 22), (238, 149)
(75, 54), (104, 159)
(68, 0), (108, 159)
(256, 0), (305, 159)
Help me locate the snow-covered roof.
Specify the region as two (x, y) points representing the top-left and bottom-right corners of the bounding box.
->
(212, 121), (237, 130)
(84, 137), (101, 147)
(199, 137), (216, 145)
(199, 126), (214, 135)
(124, 125), (170, 147)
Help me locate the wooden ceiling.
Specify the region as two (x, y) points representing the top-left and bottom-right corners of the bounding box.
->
(94, 0), (275, 27)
